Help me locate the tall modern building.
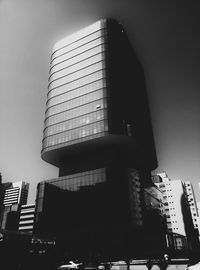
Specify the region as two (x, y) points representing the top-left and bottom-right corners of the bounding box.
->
(35, 18), (161, 260)
(0, 181), (29, 230)
(153, 173), (199, 250)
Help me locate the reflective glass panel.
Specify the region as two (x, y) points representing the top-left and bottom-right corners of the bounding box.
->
(46, 88), (106, 117)
(44, 109), (107, 137)
(45, 98), (107, 126)
(47, 79), (106, 107)
(48, 70), (105, 98)
(52, 29), (106, 59)
(50, 44), (105, 71)
(50, 53), (104, 80)
(49, 61), (105, 89)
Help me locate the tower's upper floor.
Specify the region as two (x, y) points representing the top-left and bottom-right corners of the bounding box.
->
(41, 18), (157, 171)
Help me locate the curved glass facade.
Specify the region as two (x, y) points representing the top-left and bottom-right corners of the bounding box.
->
(42, 21), (109, 155)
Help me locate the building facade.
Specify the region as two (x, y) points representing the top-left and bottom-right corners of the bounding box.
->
(18, 204), (35, 233)
(35, 18), (161, 259)
(153, 173), (199, 250)
(184, 181), (199, 230)
(0, 181), (29, 230)
(41, 18), (157, 173)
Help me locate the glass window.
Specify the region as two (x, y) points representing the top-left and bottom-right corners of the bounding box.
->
(50, 53), (105, 80)
(52, 28), (107, 59)
(51, 44), (105, 72)
(43, 131), (107, 151)
(46, 88), (107, 117)
(49, 61), (105, 89)
(44, 109), (107, 137)
(48, 70), (106, 98)
(45, 98), (107, 126)
(51, 35), (106, 67)
(43, 119), (108, 147)
(47, 79), (106, 107)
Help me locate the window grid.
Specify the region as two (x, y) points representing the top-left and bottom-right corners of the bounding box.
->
(51, 28), (107, 60)
(50, 44), (106, 72)
(50, 35), (106, 71)
(49, 61), (105, 89)
(43, 119), (108, 148)
(46, 88), (107, 117)
(47, 79), (106, 107)
(44, 168), (106, 192)
(44, 109), (107, 137)
(49, 52), (105, 81)
(48, 70), (106, 98)
(45, 98), (107, 126)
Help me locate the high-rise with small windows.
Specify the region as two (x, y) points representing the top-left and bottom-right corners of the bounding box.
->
(153, 173), (199, 250)
(0, 181), (29, 230)
(154, 173), (190, 235)
(35, 18), (161, 259)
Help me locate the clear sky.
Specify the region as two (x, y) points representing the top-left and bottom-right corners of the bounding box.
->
(0, 0), (200, 204)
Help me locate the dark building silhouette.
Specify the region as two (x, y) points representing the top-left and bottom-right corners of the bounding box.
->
(34, 18), (163, 260)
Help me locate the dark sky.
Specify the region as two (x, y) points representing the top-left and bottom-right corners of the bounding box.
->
(0, 0), (200, 203)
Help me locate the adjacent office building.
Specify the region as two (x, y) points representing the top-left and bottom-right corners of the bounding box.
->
(34, 18), (161, 259)
(184, 181), (199, 230)
(18, 204), (35, 234)
(196, 202), (200, 237)
(0, 181), (29, 230)
(153, 173), (199, 250)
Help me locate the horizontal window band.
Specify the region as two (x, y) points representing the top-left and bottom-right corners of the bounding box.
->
(21, 205), (35, 208)
(50, 43), (106, 73)
(45, 88), (107, 116)
(46, 82), (106, 109)
(50, 52), (105, 79)
(47, 69), (106, 97)
(44, 97), (107, 123)
(20, 213), (35, 217)
(51, 27), (107, 59)
(44, 106), (107, 128)
(19, 226), (33, 230)
(43, 120), (108, 146)
(43, 112), (107, 138)
(5, 194), (19, 197)
(4, 195), (18, 199)
(5, 189), (19, 193)
(39, 168), (106, 185)
(4, 197), (18, 201)
(49, 54), (105, 81)
(43, 119), (108, 141)
(51, 35), (107, 67)
(4, 201), (18, 204)
(43, 108), (107, 133)
(19, 221), (34, 225)
(47, 77), (106, 103)
(48, 61), (105, 89)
